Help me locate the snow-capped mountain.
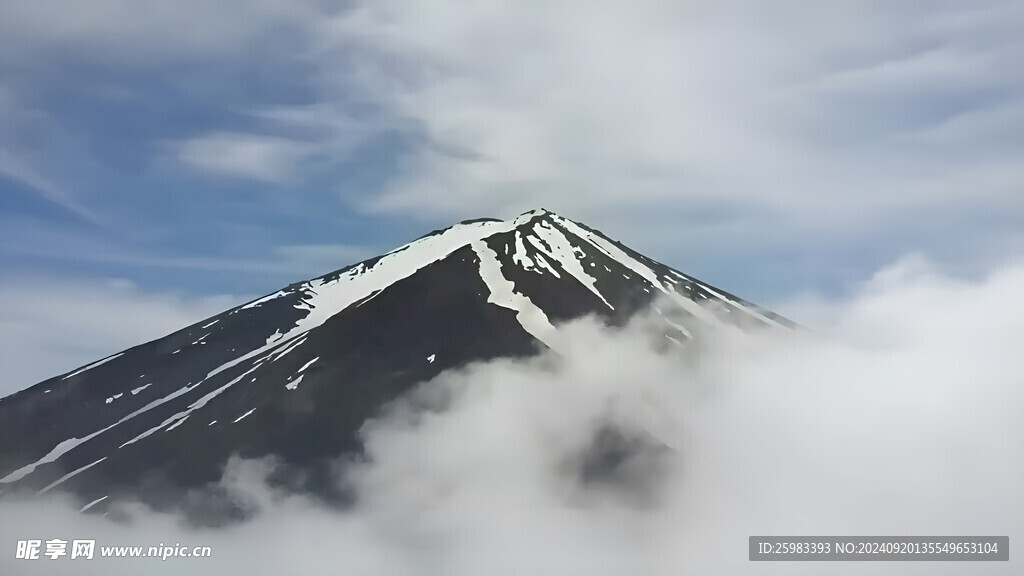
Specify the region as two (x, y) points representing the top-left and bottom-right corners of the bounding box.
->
(0, 209), (790, 519)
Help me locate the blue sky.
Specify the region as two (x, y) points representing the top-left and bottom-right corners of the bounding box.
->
(1, 0), (1022, 391)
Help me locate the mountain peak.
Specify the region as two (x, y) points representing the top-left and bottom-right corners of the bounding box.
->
(517, 207), (555, 216)
(0, 212), (790, 518)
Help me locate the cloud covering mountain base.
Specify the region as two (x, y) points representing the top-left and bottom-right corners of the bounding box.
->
(3, 256), (1022, 575)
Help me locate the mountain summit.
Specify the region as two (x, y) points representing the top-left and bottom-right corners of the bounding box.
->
(0, 209), (789, 518)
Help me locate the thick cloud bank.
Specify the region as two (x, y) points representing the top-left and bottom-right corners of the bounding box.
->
(3, 256), (1023, 575)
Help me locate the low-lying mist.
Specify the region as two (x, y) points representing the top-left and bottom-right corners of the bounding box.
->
(3, 255), (1022, 575)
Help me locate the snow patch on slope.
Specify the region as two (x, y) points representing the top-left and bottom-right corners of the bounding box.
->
(233, 408), (256, 423)
(512, 231), (535, 270)
(79, 494), (108, 512)
(525, 221), (614, 309)
(38, 457), (107, 494)
(552, 215), (777, 326)
(285, 375), (304, 391)
(296, 357), (319, 373)
(60, 352), (125, 381)
(240, 290), (290, 310)
(471, 240), (561, 352)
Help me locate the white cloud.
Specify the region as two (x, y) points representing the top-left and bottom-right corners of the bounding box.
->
(173, 132), (317, 184)
(0, 278), (245, 397)
(2, 256), (1022, 575)
(5, 0), (1021, 288)
(307, 0), (1024, 274)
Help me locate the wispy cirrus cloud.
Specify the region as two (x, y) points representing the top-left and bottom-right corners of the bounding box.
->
(0, 150), (105, 226)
